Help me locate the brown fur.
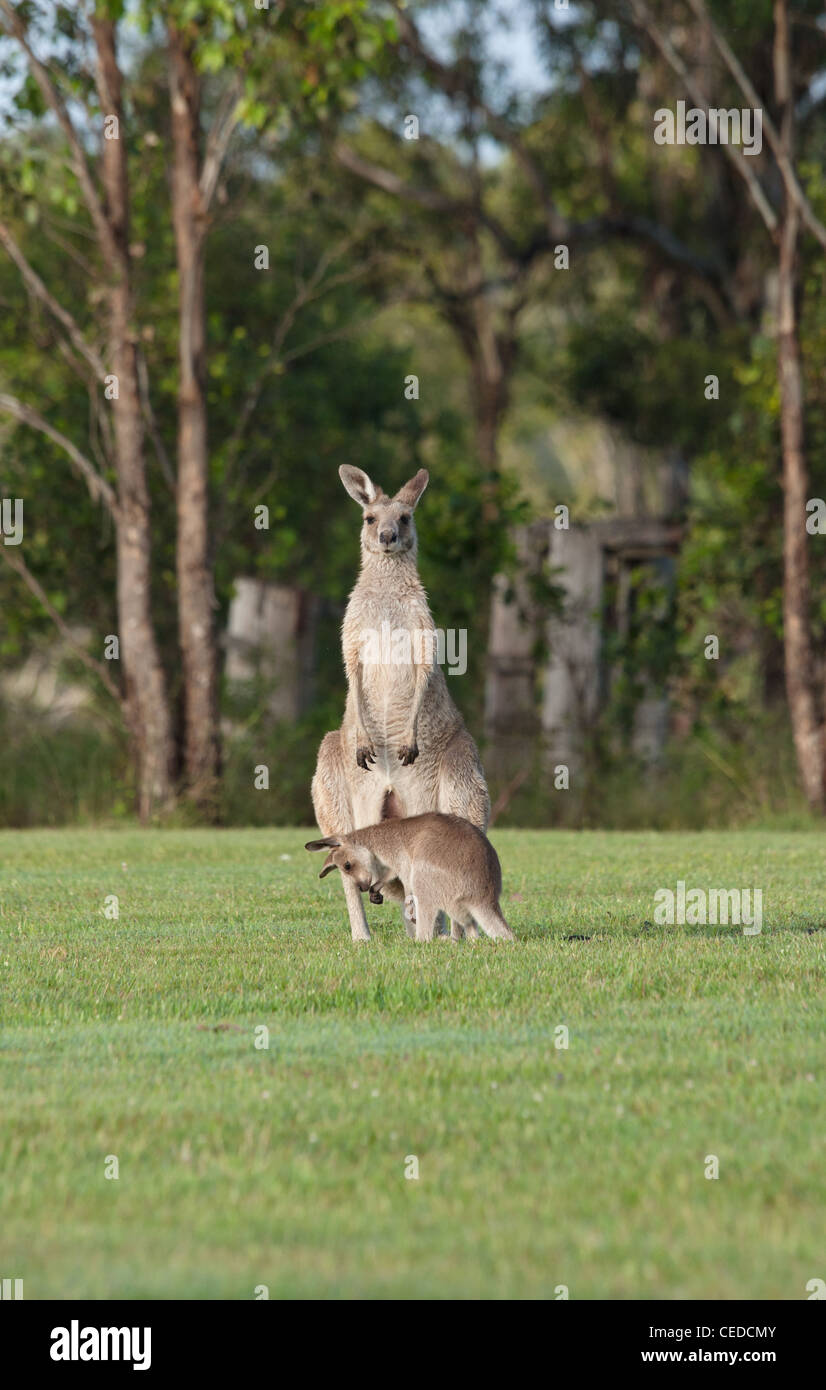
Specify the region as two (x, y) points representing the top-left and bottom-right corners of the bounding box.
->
(306, 813), (514, 943)
(310, 467), (491, 942)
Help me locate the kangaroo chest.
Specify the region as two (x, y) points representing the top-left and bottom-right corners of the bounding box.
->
(343, 585), (433, 670)
(343, 580), (436, 731)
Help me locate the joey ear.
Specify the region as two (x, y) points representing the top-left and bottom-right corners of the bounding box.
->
(319, 853), (338, 879)
(394, 468), (429, 510)
(339, 466), (378, 507)
(305, 837), (341, 851)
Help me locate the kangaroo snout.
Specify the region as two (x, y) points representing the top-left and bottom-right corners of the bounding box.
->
(379, 526), (397, 548)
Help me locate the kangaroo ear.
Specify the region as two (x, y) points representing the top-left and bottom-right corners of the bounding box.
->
(305, 837), (341, 851)
(394, 468), (429, 510)
(339, 466), (378, 507)
(318, 853), (339, 879)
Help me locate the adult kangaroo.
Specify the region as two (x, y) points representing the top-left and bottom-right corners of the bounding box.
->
(311, 465), (490, 941)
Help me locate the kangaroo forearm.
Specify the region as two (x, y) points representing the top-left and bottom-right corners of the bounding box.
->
(407, 662), (431, 737)
(347, 665), (367, 733)
(347, 668), (375, 768)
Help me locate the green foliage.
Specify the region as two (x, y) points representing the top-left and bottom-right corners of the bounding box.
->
(563, 315), (740, 454)
(4, 0), (826, 826)
(0, 704), (130, 828)
(493, 716), (814, 832)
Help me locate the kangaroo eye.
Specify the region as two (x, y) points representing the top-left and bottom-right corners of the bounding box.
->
(400, 515), (410, 524)
(365, 516), (375, 525)
(344, 861), (351, 871)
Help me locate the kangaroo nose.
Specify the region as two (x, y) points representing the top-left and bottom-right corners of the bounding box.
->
(379, 529), (396, 545)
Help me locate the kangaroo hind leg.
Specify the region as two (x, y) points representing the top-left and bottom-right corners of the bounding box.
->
(409, 891), (440, 943)
(470, 903), (515, 941)
(311, 730), (370, 942)
(450, 908), (481, 941)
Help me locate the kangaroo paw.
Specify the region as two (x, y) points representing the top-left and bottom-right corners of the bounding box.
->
(398, 742), (419, 766)
(356, 744), (375, 770)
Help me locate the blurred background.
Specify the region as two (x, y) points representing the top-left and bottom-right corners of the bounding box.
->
(1, 0), (825, 831)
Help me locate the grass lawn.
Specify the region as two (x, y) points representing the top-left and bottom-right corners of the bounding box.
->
(1, 826), (824, 1301)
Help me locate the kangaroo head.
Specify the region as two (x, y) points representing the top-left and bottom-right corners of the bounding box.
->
(305, 835), (381, 894)
(339, 466), (428, 557)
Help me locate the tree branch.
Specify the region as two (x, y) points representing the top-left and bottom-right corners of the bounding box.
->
(335, 141), (464, 214)
(337, 136), (549, 265)
(136, 347), (176, 494)
(0, 392), (118, 516)
(0, 219), (106, 379)
(367, 11), (735, 306)
(685, 0), (826, 250)
(392, 4), (570, 243)
(0, 545), (121, 702)
(628, 0), (779, 237)
(581, 213), (734, 317)
(223, 250), (376, 473)
(200, 73), (243, 211)
(337, 141), (734, 316)
(0, 0), (119, 268)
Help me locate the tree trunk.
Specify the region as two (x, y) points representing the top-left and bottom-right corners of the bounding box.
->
(470, 355), (508, 475)
(777, 213), (823, 808)
(774, 0), (824, 810)
(466, 254), (513, 479)
(469, 337), (513, 528)
(168, 24), (220, 815)
(93, 15), (175, 821)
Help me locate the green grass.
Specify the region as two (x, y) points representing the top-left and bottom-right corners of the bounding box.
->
(1, 827), (824, 1300)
